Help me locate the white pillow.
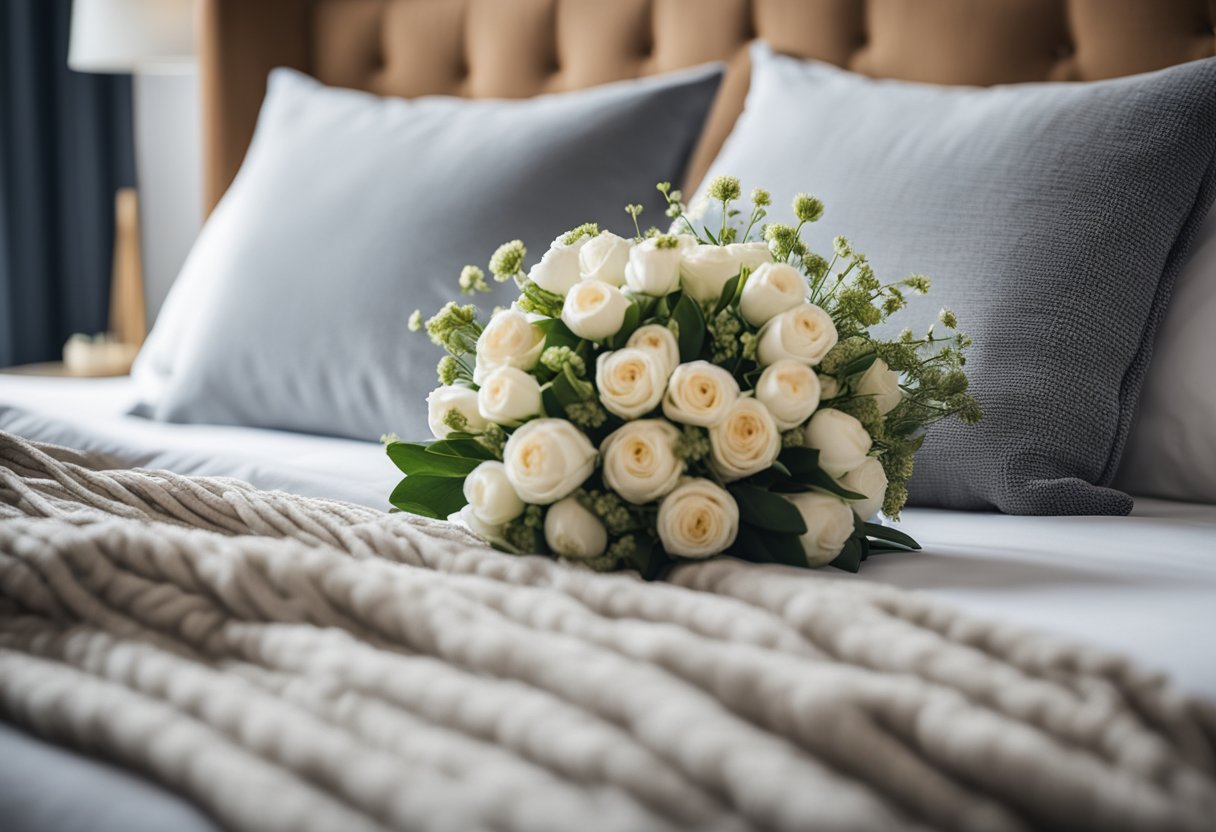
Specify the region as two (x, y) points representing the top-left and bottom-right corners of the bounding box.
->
(1116, 207), (1216, 503)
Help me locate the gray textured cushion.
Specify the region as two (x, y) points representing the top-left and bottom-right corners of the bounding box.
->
(699, 44), (1216, 515)
(138, 66), (721, 440)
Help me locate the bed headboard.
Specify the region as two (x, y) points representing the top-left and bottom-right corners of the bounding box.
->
(198, 0), (1216, 214)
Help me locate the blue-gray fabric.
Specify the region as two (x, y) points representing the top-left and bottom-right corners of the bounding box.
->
(700, 45), (1216, 515)
(149, 66), (721, 440)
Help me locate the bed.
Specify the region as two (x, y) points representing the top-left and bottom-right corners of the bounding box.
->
(4, 2), (1216, 831)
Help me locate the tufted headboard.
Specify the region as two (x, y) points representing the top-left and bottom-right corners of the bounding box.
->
(198, 0), (1216, 214)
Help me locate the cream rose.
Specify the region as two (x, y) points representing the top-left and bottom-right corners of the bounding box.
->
(657, 478), (739, 558)
(709, 397), (781, 482)
(527, 236), (587, 296)
(474, 309), (545, 383)
(804, 409), (872, 477)
(596, 348), (666, 420)
(839, 457), (888, 520)
(544, 496), (608, 559)
(451, 504), (510, 549)
(754, 359), (821, 430)
(756, 303), (838, 367)
(662, 360), (739, 427)
(784, 492), (855, 567)
(739, 262), (808, 327)
(426, 385), (488, 439)
(561, 279), (632, 342)
(855, 357), (903, 415)
(679, 244), (742, 303)
(462, 461), (525, 526)
(578, 231), (632, 287)
(502, 418), (597, 504)
(624, 237), (682, 296)
(727, 241), (774, 271)
(601, 419), (683, 504)
(626, 324), (680, 378)
(477, 366), (542, 427)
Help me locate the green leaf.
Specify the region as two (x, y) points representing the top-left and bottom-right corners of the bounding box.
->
(729, 485), (807, 534)
(864, 521), (921, 550)
(389, 475), (468, 519)
(550, 366), (589, 407)
(732, 524), (805, 568)
(630, 537), (669, 581)
(712, 275), (741, 316)
(542, 385), (565, 419)
(426, 438), (497, 461)
(778, 447), (867, 500)
(829, 537), (864, 573)
(608, 301), (642, 349)
(671, 293), (705, 361)
(838, 351), (878, 378)
(536, 318), (581, 352)
(386, 442), (482, 477)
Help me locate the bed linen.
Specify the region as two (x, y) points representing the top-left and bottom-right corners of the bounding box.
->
(2, 431), (1214, 832)
(2, 375), (1215, 695)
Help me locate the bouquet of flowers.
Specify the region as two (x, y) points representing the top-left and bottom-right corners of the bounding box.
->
(388, 177), (980, 576)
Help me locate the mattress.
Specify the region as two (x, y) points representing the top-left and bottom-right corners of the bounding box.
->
(3, 374), (1216, 831)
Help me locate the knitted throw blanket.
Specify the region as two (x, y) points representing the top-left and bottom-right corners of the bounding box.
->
(1, 432), (1213, 832)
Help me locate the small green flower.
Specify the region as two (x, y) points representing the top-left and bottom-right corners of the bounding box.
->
(793, 193), (824, 223)
(802, 253), (829, 278)
(407, 309), (423, 331)
(458, 265), (489, 295)
(938, 308), (958, 329)
(739, 331), (758, 361)
(561, 223), (600, 245)
(707, 175), (742, 203)
(764, 223), (801, 261)
(436, 355), (461, 385)
(540, 346), (586, 377)
(442, 408), (469, 433)
(833, 236), (852, 259)
(476, 423), (508, 457)
(607, 534), (638, 561)
(674, 425), (710, 464)
(903, 274), (931, 294)
(579, 490), (636, 536)
(750, 187), (771, 207)
(653, 234), (680, 250)
(489, 240), (527, 281)
(424, 302), (480, 352)
(781, 429), (805, 449)
(379, 432), (399, 445)
(565, 400), (608, 429)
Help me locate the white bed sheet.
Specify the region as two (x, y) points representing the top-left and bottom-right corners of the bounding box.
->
(2, 374), (1215, 697)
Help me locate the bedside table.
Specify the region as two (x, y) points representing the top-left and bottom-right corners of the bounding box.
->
(0, 361), (128, 378)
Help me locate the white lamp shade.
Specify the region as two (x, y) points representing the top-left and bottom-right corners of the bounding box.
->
(69, 0), (195, 73)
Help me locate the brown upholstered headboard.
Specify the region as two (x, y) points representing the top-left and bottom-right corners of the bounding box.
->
(199, 0), (1216, 215)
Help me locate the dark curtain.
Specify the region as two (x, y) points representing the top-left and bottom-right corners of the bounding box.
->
(0, 0), (135, 366)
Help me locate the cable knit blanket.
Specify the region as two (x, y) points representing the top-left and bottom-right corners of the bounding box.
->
(1, 432), (1214, 832)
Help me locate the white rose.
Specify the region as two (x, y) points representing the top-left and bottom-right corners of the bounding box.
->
(739, 262), (808, 327)
(561, 279), (632, 342)
(596, 348), (666, 420)
(855, 357), (903, 415)
(426, 385), (489, 438)
(727, 241), (774, 271)
(657, 478), (739, 558)
(754, 359), (821, 430)
(804, 409), (872, 477)
(784, 492), (855, 567)
(624, 237), (682, 296)
(477, 366), (542, 427)
(839, 457), (888, 520)
(601, 420), (683, 504)
(474, 310), (545, 383)
(544, 496), (608, 559)
(709, 397), (781, 482)
(528, 236), (587, 296)
(626, 324), (680, 378)
(662, 360), (739, 427)
(679, 244), (742, 304)
(578, 231), (632, 287)
(451, 504), (510, 549)
(502, 418), (597, 504)
(756, 303), (838, 367)
(462, 461), (525, 526)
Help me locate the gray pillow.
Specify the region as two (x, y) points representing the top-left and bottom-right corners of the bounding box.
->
(700, 44), (1216, 515)
(138, 66), (722, 440)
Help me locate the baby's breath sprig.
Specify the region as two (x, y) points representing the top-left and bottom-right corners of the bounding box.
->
(488, 240), (526, 283)
(705, 175), (741, 244)
(657, 181), (699, 239)
(458, 265), (490, 295)
(625, 204), (644, 239)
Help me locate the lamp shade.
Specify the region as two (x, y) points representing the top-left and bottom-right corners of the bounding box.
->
(69, 0), (195, 73)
